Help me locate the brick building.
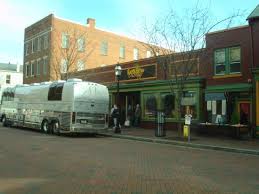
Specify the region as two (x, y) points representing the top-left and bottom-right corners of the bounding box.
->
(23, 14), (159, 84)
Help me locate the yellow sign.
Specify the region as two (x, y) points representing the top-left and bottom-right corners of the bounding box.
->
(127, 66), (144, 79)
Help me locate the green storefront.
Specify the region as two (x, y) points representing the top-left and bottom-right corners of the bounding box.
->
(205, 83), (252, 127)
(108, 77), (205, 128)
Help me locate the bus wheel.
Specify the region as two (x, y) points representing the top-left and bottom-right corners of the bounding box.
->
(52, 121), (60, 135)
(41, 120), (49, 133)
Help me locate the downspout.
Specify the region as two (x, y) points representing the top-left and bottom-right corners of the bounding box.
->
(249, 20), (256, 137)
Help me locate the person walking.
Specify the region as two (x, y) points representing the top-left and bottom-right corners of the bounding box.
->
(134, 104), (141, 127)
(110, 104), (121, 133)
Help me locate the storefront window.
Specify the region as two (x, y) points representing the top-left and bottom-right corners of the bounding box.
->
(161, 93), (175, 117)
(143, 94), (157, 118)
(181, 91), (196, 118)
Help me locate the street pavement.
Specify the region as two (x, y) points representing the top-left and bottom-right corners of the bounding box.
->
(0, 126), (259, 194)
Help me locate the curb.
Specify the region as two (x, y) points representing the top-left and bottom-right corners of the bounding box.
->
(100, 133), (259, 156)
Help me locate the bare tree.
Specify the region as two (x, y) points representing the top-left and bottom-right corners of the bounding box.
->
(51, 27), (95, 80)
(141, 1), (243, 133)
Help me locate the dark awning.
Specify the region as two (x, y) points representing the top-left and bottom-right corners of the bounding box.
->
(205, 93), (225, 101)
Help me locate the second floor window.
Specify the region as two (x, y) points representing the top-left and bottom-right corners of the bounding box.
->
(25, 42), (30, 56)
(6, 75), (11, 84)
(77, 60), (84, 71)
(77, 37), (85, 51)
(119, 44), (125, 58)
(133, 48), (139, 60)
(62, 33), (69, 49)
(31, 61), (35, 76)
(214, 46), (241, 75)
(146, 50), (151, 58)
(43, 56), (48, 75)
(60, 59), (68, 73)
(37, 59), (41, 75)
(100, 41), (108, 55)
(37, 37), (41, 51)
(43, 33), (49, 49)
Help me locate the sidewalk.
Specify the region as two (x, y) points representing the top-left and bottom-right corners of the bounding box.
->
(100, 127), (259, 156)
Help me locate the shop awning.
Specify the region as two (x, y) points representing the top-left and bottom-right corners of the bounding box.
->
(205, 93), (225, 101)
(205, 83), (252, 93)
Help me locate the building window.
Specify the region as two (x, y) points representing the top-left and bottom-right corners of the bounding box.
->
(60, 59), (68, 73)
(36, 59), (41, 75)
(214, 46), (241, 75)
(181, 91), (196, 118)
(37, 37), (41, 51)
(43, 56), (48, 75)
(77, 37), (85, 51)
(119, 44), (125, 59)
(100, 41), (108, 55)
(146, 50), (151, 58)
(6, 75), (11, 84)
(229, 47), (241, 73)
(143, 94), (157, 118)
(43, 33), (49, 49)
(161, 93), (175, 118)
(26, 62), (30, 77)
(62, 33), (69, 49)
(32, 39), (36, 53)
(214, 49), (226, 75)
(77, 60), (84, 71)
(31, 61), (35, 77)
(25, 42), (30, 56)
(133, 48), (139, 60)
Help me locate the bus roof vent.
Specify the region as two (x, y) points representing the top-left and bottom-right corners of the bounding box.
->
(67, 78), (82, 82)
(53, 80), (65, 83)
(31, 83), (40, 86)
(40, 81), (52, 85)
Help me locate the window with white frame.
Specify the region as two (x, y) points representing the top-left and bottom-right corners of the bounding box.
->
(214, 49), (226, 75)
(77, 60), (84, 71)
(77, 37), (85, 51)
(43, 33), (49, 49)
(6, 75), (11, 84)
(31, 61), (35, 77)
(25, 42), (30, 56)
(32, 39), (35, 53)
(146, 50), (151, 58)
(133, 48), (139, 60)
(43, 56), (48, 75)
(25, 62), (30, 77)
(37, 36), (41, 51)
(36, 59), (41, 75)
(119, 44), (125, 58)
(60, 59), (68, 73)
(100, 41), (108, 55)
(214, 46), (241, 75)
(61, 33), (69, 49)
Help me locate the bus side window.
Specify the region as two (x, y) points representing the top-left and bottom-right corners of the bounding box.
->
(48, 83), (64, 101)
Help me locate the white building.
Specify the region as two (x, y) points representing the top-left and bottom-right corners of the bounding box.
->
(0, 62), (23, 88)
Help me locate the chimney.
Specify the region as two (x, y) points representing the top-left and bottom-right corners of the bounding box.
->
(87, 18), (96, 28)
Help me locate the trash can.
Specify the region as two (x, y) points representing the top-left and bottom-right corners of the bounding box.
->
(155, 111), (166, 137)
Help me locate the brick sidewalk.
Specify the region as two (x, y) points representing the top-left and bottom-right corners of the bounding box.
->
(104, 127), (259, 153)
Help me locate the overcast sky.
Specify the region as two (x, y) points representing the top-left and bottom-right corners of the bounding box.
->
(0, 0), (258, 65)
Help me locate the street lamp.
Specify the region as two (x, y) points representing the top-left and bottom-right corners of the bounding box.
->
(115, 63), (122, 133)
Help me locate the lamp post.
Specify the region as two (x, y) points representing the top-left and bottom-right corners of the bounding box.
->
(115, 63), (122, 133)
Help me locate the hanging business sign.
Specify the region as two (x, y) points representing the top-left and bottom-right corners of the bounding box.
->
(119, 64), (157, 81)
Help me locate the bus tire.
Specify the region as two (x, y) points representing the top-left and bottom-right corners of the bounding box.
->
(52, 120), (60, 135)
(41, 120), (49, 133)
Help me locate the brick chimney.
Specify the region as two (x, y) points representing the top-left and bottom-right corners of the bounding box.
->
(87, 18), (96, 28)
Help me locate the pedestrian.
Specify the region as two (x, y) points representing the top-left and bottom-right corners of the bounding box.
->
(134, 104), (141, 127)
(125, 104), (132, 127)
(110, 104), (120, 132)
